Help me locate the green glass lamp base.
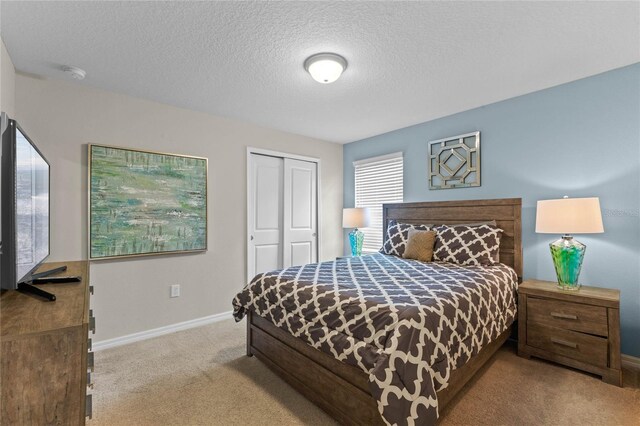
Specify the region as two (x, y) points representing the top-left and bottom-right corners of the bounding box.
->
(349, 228), (364, 256)
(549, 235), (585, 291)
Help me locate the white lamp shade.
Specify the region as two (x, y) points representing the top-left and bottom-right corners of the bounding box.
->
(343, 208), (370, 228)
(536, 197), (604, 234)
(304, 53), (347, 84)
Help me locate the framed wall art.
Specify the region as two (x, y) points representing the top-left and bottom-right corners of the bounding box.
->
(428, 131), (480, 190)
(88, 144), (208, 260)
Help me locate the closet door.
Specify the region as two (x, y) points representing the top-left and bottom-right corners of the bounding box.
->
(247, 154), (283, 279)
(283, 158), (318, 267)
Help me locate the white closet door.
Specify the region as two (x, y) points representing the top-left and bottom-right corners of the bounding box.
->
(283, 158), (317, 267)
(248, 154), (283, 279)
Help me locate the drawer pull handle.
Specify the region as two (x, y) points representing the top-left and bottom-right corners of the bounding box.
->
(86, 394), (93, 419)
(550, 312), (578, 320)
(551, 338), (578, 349)
(90, 285), (94, 295)
(88, 351), (95, 372)
(87, 371), (94, 389)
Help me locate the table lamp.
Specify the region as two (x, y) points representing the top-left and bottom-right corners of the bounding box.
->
(343, 208), (371, 256)
(535, 196), (604, 290)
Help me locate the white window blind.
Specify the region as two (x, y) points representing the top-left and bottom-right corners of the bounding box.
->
(354, 152), (403, 253)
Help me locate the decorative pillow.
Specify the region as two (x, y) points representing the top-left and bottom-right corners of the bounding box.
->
(380, 220), (432, 257)
(433, 224), (503, 266)
(402, 229), (437, 263)
(447, 221), (499, 262)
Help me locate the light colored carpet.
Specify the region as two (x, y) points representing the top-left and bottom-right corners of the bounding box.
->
(91, 319), (639, 425)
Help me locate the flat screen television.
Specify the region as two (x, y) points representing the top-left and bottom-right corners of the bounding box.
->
(1, 113), (51, 293)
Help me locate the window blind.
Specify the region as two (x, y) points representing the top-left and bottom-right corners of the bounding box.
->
(354, 152), (403, 253)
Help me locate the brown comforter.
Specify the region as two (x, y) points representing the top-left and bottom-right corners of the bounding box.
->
(232, 253), (518, 425)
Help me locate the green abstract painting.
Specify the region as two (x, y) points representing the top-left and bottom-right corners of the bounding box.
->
(89, 145), (207, 259)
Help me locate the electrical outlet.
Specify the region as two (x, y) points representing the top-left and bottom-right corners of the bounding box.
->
(170, 284), (180, 298)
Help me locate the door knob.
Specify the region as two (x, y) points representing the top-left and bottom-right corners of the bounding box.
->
(250, 235), (254, 241)
(312, 233), (317, 237)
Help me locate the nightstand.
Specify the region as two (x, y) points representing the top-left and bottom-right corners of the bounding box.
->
(517, 280), (622, 386)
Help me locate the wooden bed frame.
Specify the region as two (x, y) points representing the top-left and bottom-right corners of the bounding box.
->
(246, 198), (522, 425)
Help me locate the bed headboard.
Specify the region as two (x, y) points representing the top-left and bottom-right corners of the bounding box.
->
(382, 198), (522, 279)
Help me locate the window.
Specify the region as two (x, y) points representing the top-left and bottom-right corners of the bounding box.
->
(354, 152), (403, 253)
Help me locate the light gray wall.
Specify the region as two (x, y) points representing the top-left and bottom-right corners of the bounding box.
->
(343, 63), (640, 356)
(15, 74), (343, 342)
(0, 37), (16, 281)
(0, 38), (16, 117)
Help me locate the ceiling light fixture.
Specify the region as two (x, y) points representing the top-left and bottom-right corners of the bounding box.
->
(62, 65), (86, 80)
(304, 53), (347, 84)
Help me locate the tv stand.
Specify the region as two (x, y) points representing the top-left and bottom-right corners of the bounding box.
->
(17, 282), (57, 301)
(17, 265), (83, 301)
(31, 265), (68, 279)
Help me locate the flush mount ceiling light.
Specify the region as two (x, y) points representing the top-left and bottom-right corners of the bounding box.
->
(62, 65), (86, 80)
(304, 53), (347, 84)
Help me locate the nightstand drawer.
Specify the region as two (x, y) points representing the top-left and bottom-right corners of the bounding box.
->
(527, 323), (607, 367)
(527, 297), (608, 336)
(518, 280), (621, 386)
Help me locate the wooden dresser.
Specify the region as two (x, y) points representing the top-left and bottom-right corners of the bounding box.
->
(518, 279), (621, 386)
(1, 261), (94, 425)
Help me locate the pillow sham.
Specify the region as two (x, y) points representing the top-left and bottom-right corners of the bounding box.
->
(402, 229), (437, 263)
(455, 220), (497, 227)
(448, 221), (499, 262)
(433, 224), (503, 266)
(380, 220), (432, 257)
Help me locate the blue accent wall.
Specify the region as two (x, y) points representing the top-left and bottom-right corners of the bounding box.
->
(343, 63), (640, 356)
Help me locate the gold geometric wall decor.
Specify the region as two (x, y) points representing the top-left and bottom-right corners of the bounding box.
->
(428, 131), (480, 190)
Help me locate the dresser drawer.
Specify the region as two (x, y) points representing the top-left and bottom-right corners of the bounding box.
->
(527, 297), (608, 336)
(527, 323), (608, 367)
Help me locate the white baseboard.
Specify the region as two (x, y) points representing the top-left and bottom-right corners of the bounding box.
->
(93, 316), (640, 370)
(93, 310), (234, 351)
(622, 354), (640, 371)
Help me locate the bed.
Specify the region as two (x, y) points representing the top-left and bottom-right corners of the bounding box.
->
(233, 198), (522, 425)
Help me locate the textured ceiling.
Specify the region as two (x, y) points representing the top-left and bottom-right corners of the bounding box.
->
(1, 1), (639, 143)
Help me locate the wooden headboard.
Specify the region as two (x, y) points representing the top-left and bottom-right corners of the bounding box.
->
(382, 198), (522, 279)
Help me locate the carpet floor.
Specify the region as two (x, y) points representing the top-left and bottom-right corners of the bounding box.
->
(91, 319), (639, 425)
